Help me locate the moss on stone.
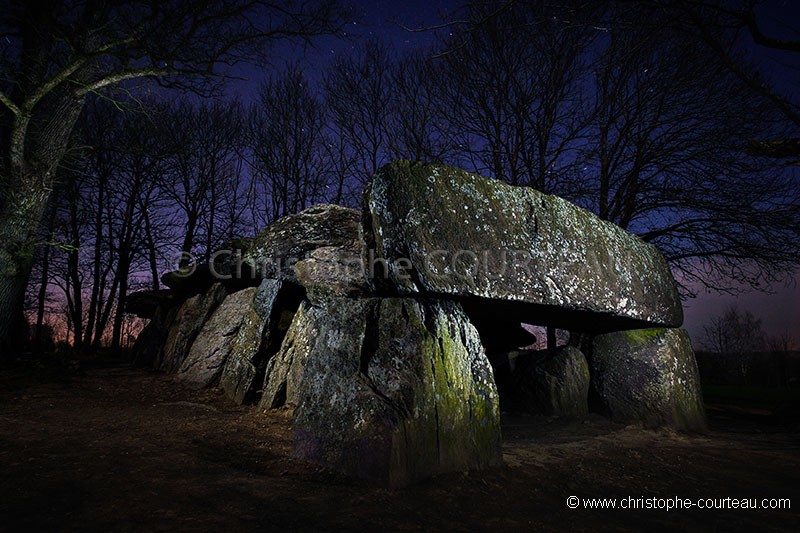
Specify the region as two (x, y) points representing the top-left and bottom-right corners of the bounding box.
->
(289, 297), (501, 486)
(622, 328), (668, 345)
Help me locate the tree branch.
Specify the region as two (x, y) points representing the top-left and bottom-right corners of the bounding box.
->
(0, 91), (21, 116)
(741, 10), (800, 52)
(78, 68), (172, 94)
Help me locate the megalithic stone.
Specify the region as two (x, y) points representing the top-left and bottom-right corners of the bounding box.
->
(364, 161), (683, 330)
(591, 328), (706, 431)
(273, 297), (502, 487)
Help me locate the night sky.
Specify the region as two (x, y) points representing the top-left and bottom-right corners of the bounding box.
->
(227, 0), (800, 347)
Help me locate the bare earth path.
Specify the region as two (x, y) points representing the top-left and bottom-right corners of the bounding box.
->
(1, 364), (798, 531)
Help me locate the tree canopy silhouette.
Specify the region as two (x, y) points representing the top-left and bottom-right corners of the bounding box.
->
(0, 0), (348, 352)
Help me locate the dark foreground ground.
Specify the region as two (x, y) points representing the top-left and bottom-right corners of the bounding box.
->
(1, 362), (797, 532)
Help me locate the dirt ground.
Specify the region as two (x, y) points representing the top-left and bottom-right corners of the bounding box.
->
(0, 362), (797, 532)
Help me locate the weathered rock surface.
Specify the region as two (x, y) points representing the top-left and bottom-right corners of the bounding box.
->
(219, 279), (283, 404)
(259, 301), (317, 410)
(512, 346), (590, 417)
(365, 161), (682, 329)
(126, 160), (705, 485)
(591, 328), (706, 431)
(160, 206), (362, 298)
(243, 204), (363, 284)
(294, 246), (369, 304)
(217, 282), (278, 403)
(219, 280), (300, 404)
(178, 288), (256, 388)
(131, 304), (178, 367)
(282, 298), (501, 486)
(159, 284), (227, 372)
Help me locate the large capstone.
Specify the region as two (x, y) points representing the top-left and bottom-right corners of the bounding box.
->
(591, 328), (706, 431)
(126, 289), (175, 319)
(161, 263), (219, 296)
(264, 297), (502, 486)
(242, 204), (364, 285)
(161, 238), (257, 296)
(365, 161), (682, 330)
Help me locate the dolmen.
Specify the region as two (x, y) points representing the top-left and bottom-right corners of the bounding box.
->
(128, 161), (706, 486)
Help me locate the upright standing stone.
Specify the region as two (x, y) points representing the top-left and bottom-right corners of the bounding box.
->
(264, 297), (502, 486)
(159, 283), (227, 372)
(131, 304), (178, 368)
(513, 346), (590, 417)
(178, 287), (257, 388)
(259, 300), (317, 410)
(218, 279), (298, 404)
(591, 328), (706, 431)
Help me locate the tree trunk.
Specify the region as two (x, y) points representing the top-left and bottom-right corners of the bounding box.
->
(84, 177), (106, 348)
(34, 206), (56, 352)
(0, 184), (52, 356)
(66, 195), (84, 351)
(143, 207), (160, 290)
(179, 214), (197, 268)
(34, 241), (50, 351)
(111, 257), (130, 352)
(0, 80), (85, 353)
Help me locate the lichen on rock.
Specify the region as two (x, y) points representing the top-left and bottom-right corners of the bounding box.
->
(130, 159), (708, 486)
(219, 279), (299, 404)
(177, 287), (257, 388)
(159, 283), (227, 373)
(364, 161), (682, 328)
(243, 204), (363, 284)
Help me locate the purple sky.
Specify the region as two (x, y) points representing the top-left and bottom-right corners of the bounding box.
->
(231, 0), (800, 348)
(704, 0), (800, 348)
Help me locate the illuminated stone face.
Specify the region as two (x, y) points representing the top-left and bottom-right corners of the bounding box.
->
(287, 297), (502, 487)
(591, 328), (706, 432)
(365, 160), (683, 330)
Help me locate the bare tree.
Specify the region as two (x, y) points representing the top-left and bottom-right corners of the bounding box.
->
(0, 0), (347, 352)
(42, 98), (166, 351)
(386, 53), (454, 164)
(323, 40), (394, 186)
(31, 201), (58, 351)
(432, 1), (595, 191)
(248, 65), (331, 225)
(573, 4), (800, 295)
(702, 305), (769, 383)
(768, 328), (796, 354)
(431, 1), (799, 296)
(651, 0), (800, 158)
(703, 305), (767, 355)
(158, 99), (248, 265)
